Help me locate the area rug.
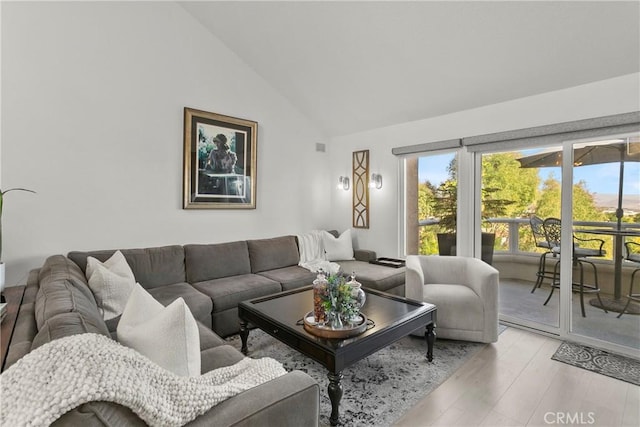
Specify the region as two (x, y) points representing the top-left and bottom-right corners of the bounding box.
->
(226, 330), (486, 426)
(551, 341), (640, 386)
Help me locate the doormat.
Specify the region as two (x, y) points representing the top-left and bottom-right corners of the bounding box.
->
(551, 341), (640, 386)
(589, 297), (640, 315)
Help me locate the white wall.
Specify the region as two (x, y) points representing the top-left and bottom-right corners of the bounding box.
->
(328, 73), (640, 257)
(2, 2), (638, 285)
(0, 1), (331, 284)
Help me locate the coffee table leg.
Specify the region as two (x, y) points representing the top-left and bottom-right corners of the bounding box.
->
(239, 319), (249, 355)
(328, 371), (343, 426)
(425, 322), (435, 362)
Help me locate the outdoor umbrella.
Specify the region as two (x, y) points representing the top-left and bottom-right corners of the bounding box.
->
(517, 138), (640, 230)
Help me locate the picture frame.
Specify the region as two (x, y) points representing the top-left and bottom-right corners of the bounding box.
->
(183, 107), (257, 209)
(352, 149), (370, 228)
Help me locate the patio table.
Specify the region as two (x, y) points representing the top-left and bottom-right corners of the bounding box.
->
(574, 228), (640, 305)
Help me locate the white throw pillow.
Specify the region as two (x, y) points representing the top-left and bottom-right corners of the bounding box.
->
(86, 250), (134, 281)
(117, 284), (201, 377)
(86, 251), (136, 321)
(322, 229), (355, 261)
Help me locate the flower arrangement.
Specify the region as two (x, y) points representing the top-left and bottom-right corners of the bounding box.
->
(313, 272), (364, 328)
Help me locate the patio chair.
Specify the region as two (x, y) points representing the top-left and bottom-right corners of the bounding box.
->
(529, 215), (555, 293)
(617, 241), (640, 318)
(541, 217), (608, 317)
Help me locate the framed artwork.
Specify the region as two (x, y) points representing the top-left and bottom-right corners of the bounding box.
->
(352, 149), (370, 228)
(183, 108), (257, 209)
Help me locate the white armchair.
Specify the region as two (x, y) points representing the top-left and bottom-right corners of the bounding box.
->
(405, 255), (499, 343)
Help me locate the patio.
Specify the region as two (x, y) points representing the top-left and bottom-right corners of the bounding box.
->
(499, 277), (640, 351)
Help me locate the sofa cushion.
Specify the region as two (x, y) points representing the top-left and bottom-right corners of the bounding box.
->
(423, 283), (484, 332)
(52, 401), (146, 427)
(197, 321), (227, 351)
(185, 241), (251, 283)
(146, 282), (213, 327)
(118, 284), (200, 377)
(257, 266), (316, 291)
(248, 236), (300, 273)
(105, 290), (216, 336)
(105, 315), (121, 333)
(200, 345), (245, 373)
(31, 311), (110, 351)
(68, 245), (186, 289)
(336, 260), (405, 293)
(193, 274), (281, 313)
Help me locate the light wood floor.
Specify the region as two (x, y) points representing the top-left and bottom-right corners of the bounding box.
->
(394, 327), (639, 427)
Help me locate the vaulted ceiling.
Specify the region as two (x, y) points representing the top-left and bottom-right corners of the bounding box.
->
(181, 1), (640, 138)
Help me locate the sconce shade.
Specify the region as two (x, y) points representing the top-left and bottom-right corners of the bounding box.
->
(338, 176), (350, 191)
(369, 173), (383, 189)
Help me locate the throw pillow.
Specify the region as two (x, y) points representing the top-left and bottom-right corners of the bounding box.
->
(117, 284), (201, 377)
(85, 250), (134, 281)
(322, 229), (355, 261)
(86, 251), (136, 321)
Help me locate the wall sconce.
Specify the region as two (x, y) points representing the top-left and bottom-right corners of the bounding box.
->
(337, 176), (350, 191)
(369, 173), (383, 189)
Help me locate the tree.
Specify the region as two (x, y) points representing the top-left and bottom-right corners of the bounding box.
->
(535, 175), (605, 222)
(535, 176), (561, 219)
(418, 153), (533, 256)
(418, 182), (437, 255)
(482, 152), (539, 218)
(415, 150), (615, 257)
(572, 180), (606, 222)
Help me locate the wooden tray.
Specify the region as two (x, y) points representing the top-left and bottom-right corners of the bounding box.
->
(369, 257), (405, 268)
(302, 311), (368, 339)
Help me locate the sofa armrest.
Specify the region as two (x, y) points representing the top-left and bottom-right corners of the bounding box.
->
(53, 370), (318, 427)
(186, 370), (319, 427)
(354, 249), (376, 262)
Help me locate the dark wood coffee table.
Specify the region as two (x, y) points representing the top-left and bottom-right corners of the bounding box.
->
(238, 286), (436, 426)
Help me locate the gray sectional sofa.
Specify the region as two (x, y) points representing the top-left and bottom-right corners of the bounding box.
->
(4, 232), (405, 426)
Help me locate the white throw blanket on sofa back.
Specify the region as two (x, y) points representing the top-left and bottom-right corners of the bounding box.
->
(296, 230), (340, 275)
(0, 333), (286, 427)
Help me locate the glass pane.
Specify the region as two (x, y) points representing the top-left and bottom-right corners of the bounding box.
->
(570, 136), (640, 350)
(482, 148), (562, 328)
(417, 152), (457, 256)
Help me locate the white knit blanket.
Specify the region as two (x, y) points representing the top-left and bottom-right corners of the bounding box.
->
(297, 230), (340, 275)
(0, 333), (286, 427)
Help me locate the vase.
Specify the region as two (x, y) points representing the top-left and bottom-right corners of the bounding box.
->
(351, 283), (366, 310)
(346, 273), (366, 321)
(312, 272), (328, 325)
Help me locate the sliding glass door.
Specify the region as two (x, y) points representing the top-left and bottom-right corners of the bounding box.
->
(399, 112), (639, 355)
(568, 136), (640, 350)
(476, 136), (640, 353)
(479, 148), (561, 330)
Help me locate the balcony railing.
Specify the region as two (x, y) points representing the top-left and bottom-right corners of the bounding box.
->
(419, 218), (640, 261)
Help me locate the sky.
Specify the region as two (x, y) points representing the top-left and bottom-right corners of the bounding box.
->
(418, 149), (640, 208)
